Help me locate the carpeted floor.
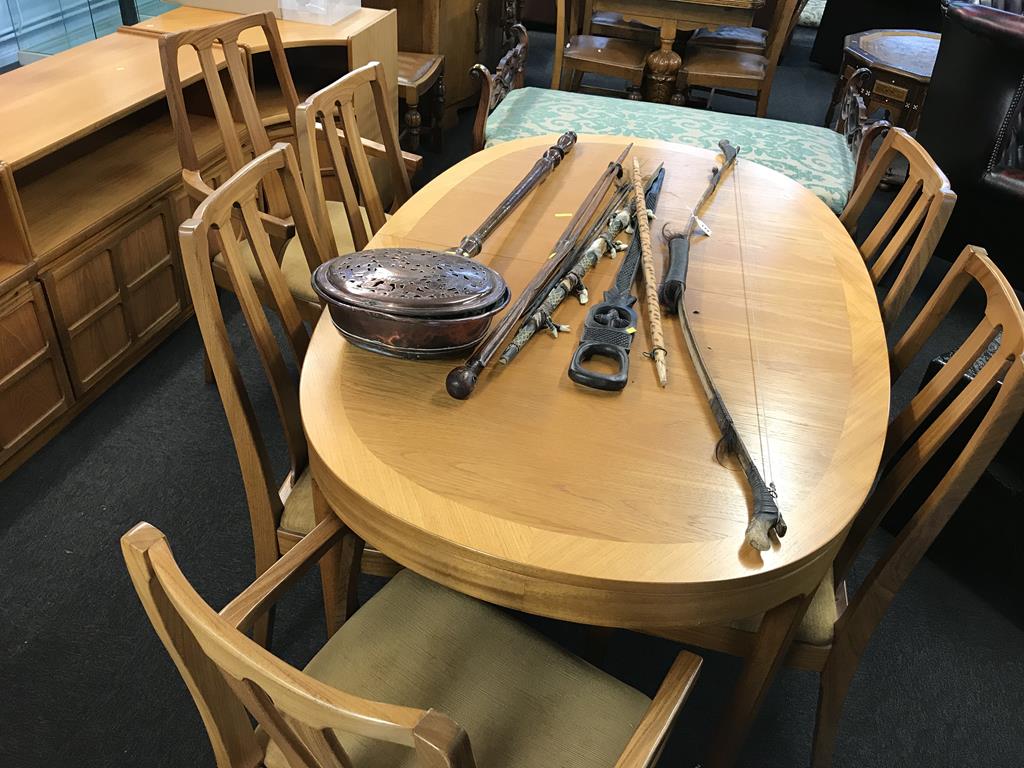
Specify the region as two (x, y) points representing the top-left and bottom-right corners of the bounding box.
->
(1, 26), (1022, 768)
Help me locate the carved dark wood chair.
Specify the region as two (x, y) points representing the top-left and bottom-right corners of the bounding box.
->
(123, 515), (705, 768)
(471, 24), (529, 152)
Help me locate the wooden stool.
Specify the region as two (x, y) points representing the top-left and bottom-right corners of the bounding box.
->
(397, 51), (445, 151)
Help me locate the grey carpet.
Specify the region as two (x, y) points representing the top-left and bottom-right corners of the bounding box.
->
(1, 26), (1022, 768)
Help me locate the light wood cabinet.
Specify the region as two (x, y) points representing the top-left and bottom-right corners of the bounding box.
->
(0, 282), (74, 464)
(0, 6), (398, 480)
(41, 202), (184, 396)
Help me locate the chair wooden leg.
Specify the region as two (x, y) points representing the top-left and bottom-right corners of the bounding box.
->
(705, 592), (815, 768)
(810, 638), (861, 767)
(569, 69), (584, 92)
(202, 350), (215, 384)
(404, 92), (422, 153)
(312, 478), (363, 636)
(432, 71), (445, 151)
(755, 87), (771, 118)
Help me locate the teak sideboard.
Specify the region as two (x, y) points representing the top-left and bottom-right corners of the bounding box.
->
(0, 6), (398, 481)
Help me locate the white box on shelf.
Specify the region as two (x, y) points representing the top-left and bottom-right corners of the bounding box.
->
(182, 0), (277, 13)
(278, 0), (361, 25)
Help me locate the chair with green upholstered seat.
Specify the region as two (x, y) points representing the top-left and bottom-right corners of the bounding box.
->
(123, 516), (704, 768)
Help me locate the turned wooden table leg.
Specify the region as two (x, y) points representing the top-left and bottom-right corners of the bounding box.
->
(705, 591), (816, 768)
(642, 20), (682, 104)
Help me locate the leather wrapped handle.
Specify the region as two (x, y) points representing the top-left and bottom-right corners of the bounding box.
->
(659, 234), (690, 314)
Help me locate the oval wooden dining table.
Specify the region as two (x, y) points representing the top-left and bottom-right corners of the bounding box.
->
(301, 135), (890, 761)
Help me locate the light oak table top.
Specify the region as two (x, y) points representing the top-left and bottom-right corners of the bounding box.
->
(301, 135), (890, 629)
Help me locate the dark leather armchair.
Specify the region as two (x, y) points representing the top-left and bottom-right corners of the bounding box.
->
(916, 2), (1024, 286)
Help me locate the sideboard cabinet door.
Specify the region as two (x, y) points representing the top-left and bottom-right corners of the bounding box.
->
(41, 201), (185, 396)
(0, 282), (75, 464)
(114, 203), (184, 342)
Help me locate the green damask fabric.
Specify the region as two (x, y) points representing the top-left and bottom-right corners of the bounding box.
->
(485, 87), (854, 214)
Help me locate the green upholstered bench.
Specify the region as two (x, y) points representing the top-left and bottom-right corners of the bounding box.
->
(483, 86), (855, 214)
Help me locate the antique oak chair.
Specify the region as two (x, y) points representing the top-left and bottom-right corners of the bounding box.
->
(123, 515), (704, 768)
(160, 12), (419, 324)
(397, 52), (445, 152)
(679, 0), (801, 116)
(840, 126), (956, 333)
(689, 0), (810, 56)
(177, 143), (395, 645)
(652, 245), (1024, 767)
(295, 61), (413, 257)
(551, 0), (651, 98)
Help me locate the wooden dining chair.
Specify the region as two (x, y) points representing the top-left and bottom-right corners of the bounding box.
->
(551, 0), (651, 99)
(177, 142), (396, 646)
(123, 516), (704, 768)
(679, 0), (801, 116)
(652, 244), (1024, 767)
(689, 0), (810, 57)
(841, 127), (956, 333)
(295, 61), (413, 257)
(159, 13), (321, 322)
(161, 13), (420, 325)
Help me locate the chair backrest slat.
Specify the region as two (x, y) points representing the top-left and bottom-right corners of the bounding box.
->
(840, 128), (956, 333)
(295, 61), (412, 254)
(122, 522), (459, 767)
(178, 144), (325, 569)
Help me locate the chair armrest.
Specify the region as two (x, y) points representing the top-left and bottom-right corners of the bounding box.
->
(314, 123), (422, 176)
(614, 651), (702, 768)
(258, 210), (296, 241)
(220, 516), (347, 632)
(182, 168), (217, 205)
